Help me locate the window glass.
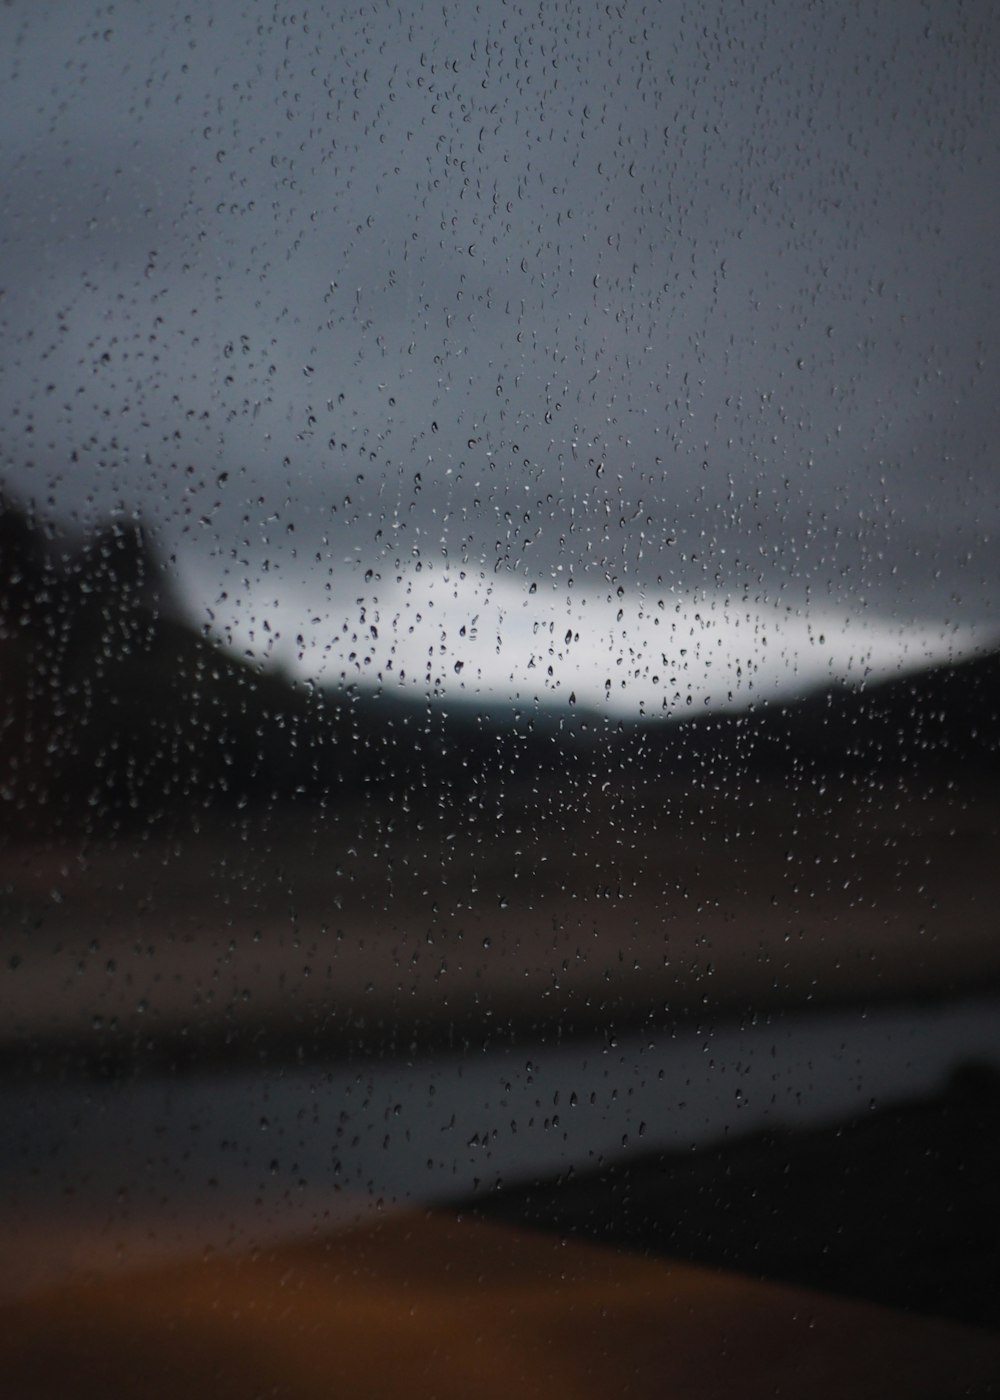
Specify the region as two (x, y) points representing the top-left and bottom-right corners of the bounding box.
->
(2, 3), (999, 1393)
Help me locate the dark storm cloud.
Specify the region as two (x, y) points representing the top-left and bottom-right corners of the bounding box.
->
(2, 0), (999, 661)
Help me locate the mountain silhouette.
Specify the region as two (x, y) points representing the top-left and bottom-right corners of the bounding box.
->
(1, 486), (997, 837)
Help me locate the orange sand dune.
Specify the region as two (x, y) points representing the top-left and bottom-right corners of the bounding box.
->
(2, 1210), (997, 1399)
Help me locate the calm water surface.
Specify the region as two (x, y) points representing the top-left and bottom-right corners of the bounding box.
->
(3, 996), (998, 1293)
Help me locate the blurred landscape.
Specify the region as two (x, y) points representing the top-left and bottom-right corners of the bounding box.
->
(4, 3), (1000, 1384)
(2, 483), (999, 1073)
(3, 484), (1000, 1341)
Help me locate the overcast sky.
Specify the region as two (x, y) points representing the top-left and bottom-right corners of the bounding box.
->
(2, 0), (998, 713)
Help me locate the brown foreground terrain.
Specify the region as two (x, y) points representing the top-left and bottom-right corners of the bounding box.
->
(2, 1209), (998, 1400)
(2, 775), (998, 1072)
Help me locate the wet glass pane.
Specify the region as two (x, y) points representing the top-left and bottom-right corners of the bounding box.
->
(2, 3), (999, 1394)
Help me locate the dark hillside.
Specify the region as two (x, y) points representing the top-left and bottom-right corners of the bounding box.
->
(2, 487), (998, 839)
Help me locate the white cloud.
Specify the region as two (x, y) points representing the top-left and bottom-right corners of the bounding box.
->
(192, 563), (985, 717)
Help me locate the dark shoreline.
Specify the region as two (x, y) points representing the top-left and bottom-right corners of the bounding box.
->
(5, 975), (1000, 1082)
(461, 1060), (1000, 1333)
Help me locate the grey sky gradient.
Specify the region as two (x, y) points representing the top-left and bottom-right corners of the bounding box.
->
(2, 0), (998, 708)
